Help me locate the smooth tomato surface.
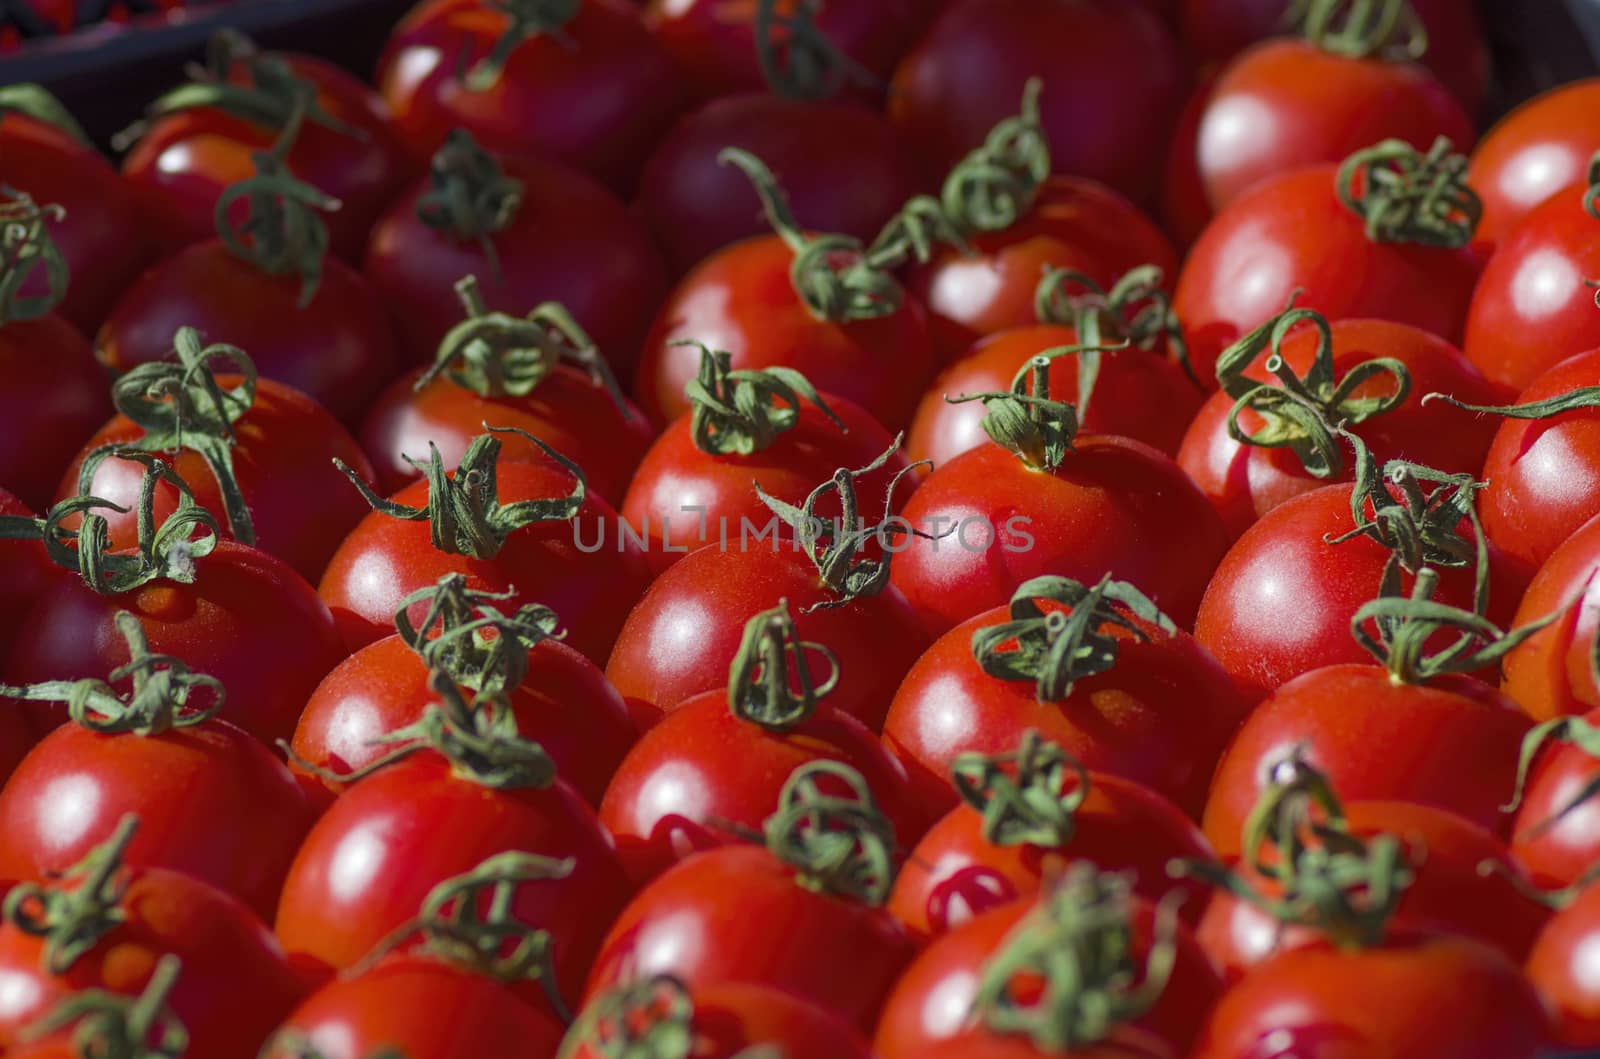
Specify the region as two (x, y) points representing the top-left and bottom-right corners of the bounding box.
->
(1469, 77), (1600, 248)
(0, 314), (109, 513)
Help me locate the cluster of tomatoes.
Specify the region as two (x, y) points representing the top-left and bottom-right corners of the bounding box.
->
(5, 0), (1600, 1056)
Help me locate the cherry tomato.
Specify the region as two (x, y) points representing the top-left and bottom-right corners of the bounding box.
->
(888, 0), (1189, 205)
(1506, 708), (1600, 888)
(1162, 73), (1220, 250)
(0, 312), (108, 513)
(1526, 882), (1600, 1048)
(0, 489), (53, 666)
(377, 0), (688, 193)
(1501, 513), (1600, 723)
(1469, 77), (1600, 248)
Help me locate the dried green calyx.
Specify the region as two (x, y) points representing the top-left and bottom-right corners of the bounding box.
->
(763, 760), (895, 906)
(461, 0), (582, 92)
(17, 952), (187, 1059)
(952, 731), (1095, 850)
(416, 130), (524, 272)
(556, 975), (695, 1059)
(752, 0), (877, 102)
(727, 598), (840, 731)
(3, 816), (140, 976)
(683, 340), (844, 456)
(0, 188), (69, 325)
(1291, 0), (1428, 60)
(1336, 136), (1480, 248)
(1035, 265), (1197, 396)
(393, 573), (564, 697)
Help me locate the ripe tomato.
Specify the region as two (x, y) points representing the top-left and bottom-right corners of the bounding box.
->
(1526, 883), (1600, 1048)
(1189, 932), (1549, 1058)
(0, 311), (107, 515)
(881, 580), (1249, 818)
(1161, 73), (1219, 250)
(377, 0), (687, 193)
(637, 93), (929, 276)
(121, 39), (412, 263)
(1505, 708), (1600, 888)
(0, 489), (52, 665)
(1501, 513), (1600, 722)
(1469, 77), (1600, 248)
(318, 433), (650, 664)
(363, 137), (669, 375)
(888, 0), (1188, 205)
(96, 239), (398, 427)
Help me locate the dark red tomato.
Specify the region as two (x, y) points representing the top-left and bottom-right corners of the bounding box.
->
(889, 437), (1229, 635)
(1162, 73), (1219, 250)
(1175, 165), (1484, 384)
(122, 52), (411, 263)
(0, 489), (52, 666)
(888, 0), (1188, 205)
(599, 689), (925, 886)
(1475, 349), (1600, 578)
(903, 178), (1180, 361)
(0, 863), (305, 1057)
(873, 894), (1221, 1059)
(1469, 78), (1600, 248)
(1462, 180), (1600, 392)
(637, 93), (930, 276)
(1501, 513), (1600, 723)
(586, 844), (915, 1033)
(0, 113), (149, 333)
(363, 150), (669, 375)
(60, 375), (376, 584)
(622, 392), (907, 576)
(1198, 800), (1549, 983)
(377, 0), (688, 193)
(318, 455), (649, 664)
(96, 241), (398, 426)
(1189, 932), (1549, 1059)
(262, 954), (565, 1059)
(1193, 483), (1525, 702)
(881, 604), (1249, 819)
(605, 545), (929, 731)
(0, 313), (108, 512)
(1507, 709), (1600, 887)
(0, 719), (311, 921)
(634, 234), (936, 430)
(1202, 665), (1532, 858)
(289, 632), (635, 811)
(4, 541), (346, 745)
(1177, 318), (1506, 539)
(275, 756), (630, 1017)
(361, 364), (653, 506)
(909, 324), (1203, 467)
(1527, 883), (1600, 1048)
(888, 771), (1213, 940)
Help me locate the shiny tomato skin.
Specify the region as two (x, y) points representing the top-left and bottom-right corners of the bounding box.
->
(1177, 318), (1506, 539)
(0, 865), (305, 1058)
(1193, 483), (1524, 703)
(1175, 165), (1484, 385)
(1163, 73), (1219, 251)
(873, 893), (1221, 1059)
(360, 365), (653, 506)
(1501, 513), (1600, 723)
(363, 151), (670, 376)
(0, 114), (151, 334)
(1202, 665), (1532, 859)
(1469, 78), (1600, 249)
(598, 689), (925, 887)
(1195, 39), (1473, 212)
(96, 240), (398, 426)
(909, 325), (1203, 466)
(1506, 705), (1600, 888)
(1189, 932), (1550, 1059)
(289, 632), (635, 811)
(0, 489), (53, 669)
(903, 177), (1180, 361)
(59, 375), (375, 584)
(881, 603), (1249, 820)
(1198, 800), (1549, 983)
(1526, 883), (1600, 1048)
(3, 540), (346, 745)
(889, 436), (1229, 636)
(377, 0), (688, 193)
(621, 393), (909, 576)
(634, 234), (936, 431)
(0, 719), (311, 921)
(585, 843), (916, 1033)
(637, 93), (930, 276)
(0, 313), (110, 512)
(274, 756), (630, 1017)
(888, 770), (1213, 941)
(318, 456), (650, 664)
(264, 954), (565, 1059)
(1462, 181), (1600, 392)
(121, 53), (412, 264)
(888, 0), (1188, 205)
(605, 544), (929, 731)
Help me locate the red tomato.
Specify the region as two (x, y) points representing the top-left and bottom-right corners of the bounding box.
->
(1501, 513), (1600, 722)
(121, 45), (412, 263)
(0, 488), (52, 665)
(1527, 883), (1600, 1048)
(636, 93), (930, 276)
(377, 0), (688, 193)
(363, 141), (669, 376)
(1162, 73), (1219, 250)
(1189, 932), (1549, 1059)
(1469, 78), (1600, 248)
(1506, 707), (1600, 888)
(0, 311), (107, 514)
(1462, 179), (1600, 392)
(888, 0), (1188, 205)
(1175, 162), (1484, 384)
(96, 240), (397, 427)
(1178, 316), (1506, 539)
(274, 755), (631, 1017)
(1203, 665), (1532, 858)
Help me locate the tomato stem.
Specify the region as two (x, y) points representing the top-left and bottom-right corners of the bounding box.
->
(683, 341), (844, 456)
(1336, 136), (1480, 248)
(1035, 264), (1198, 392)
(555, 974), (695, 1059)
(3, 814), (139, 975)
(464, 0), (583, 93)
(752, 0), (879, 101)
(0, 189), (68, 324)
(727, 599), (840, 730)
(951, 731), (1094, 849)
(18, 952), (189, 1059)
(1291, 0), (1428, 61)
(762, 760), (896, 906)
(393, 573), (564, 697)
